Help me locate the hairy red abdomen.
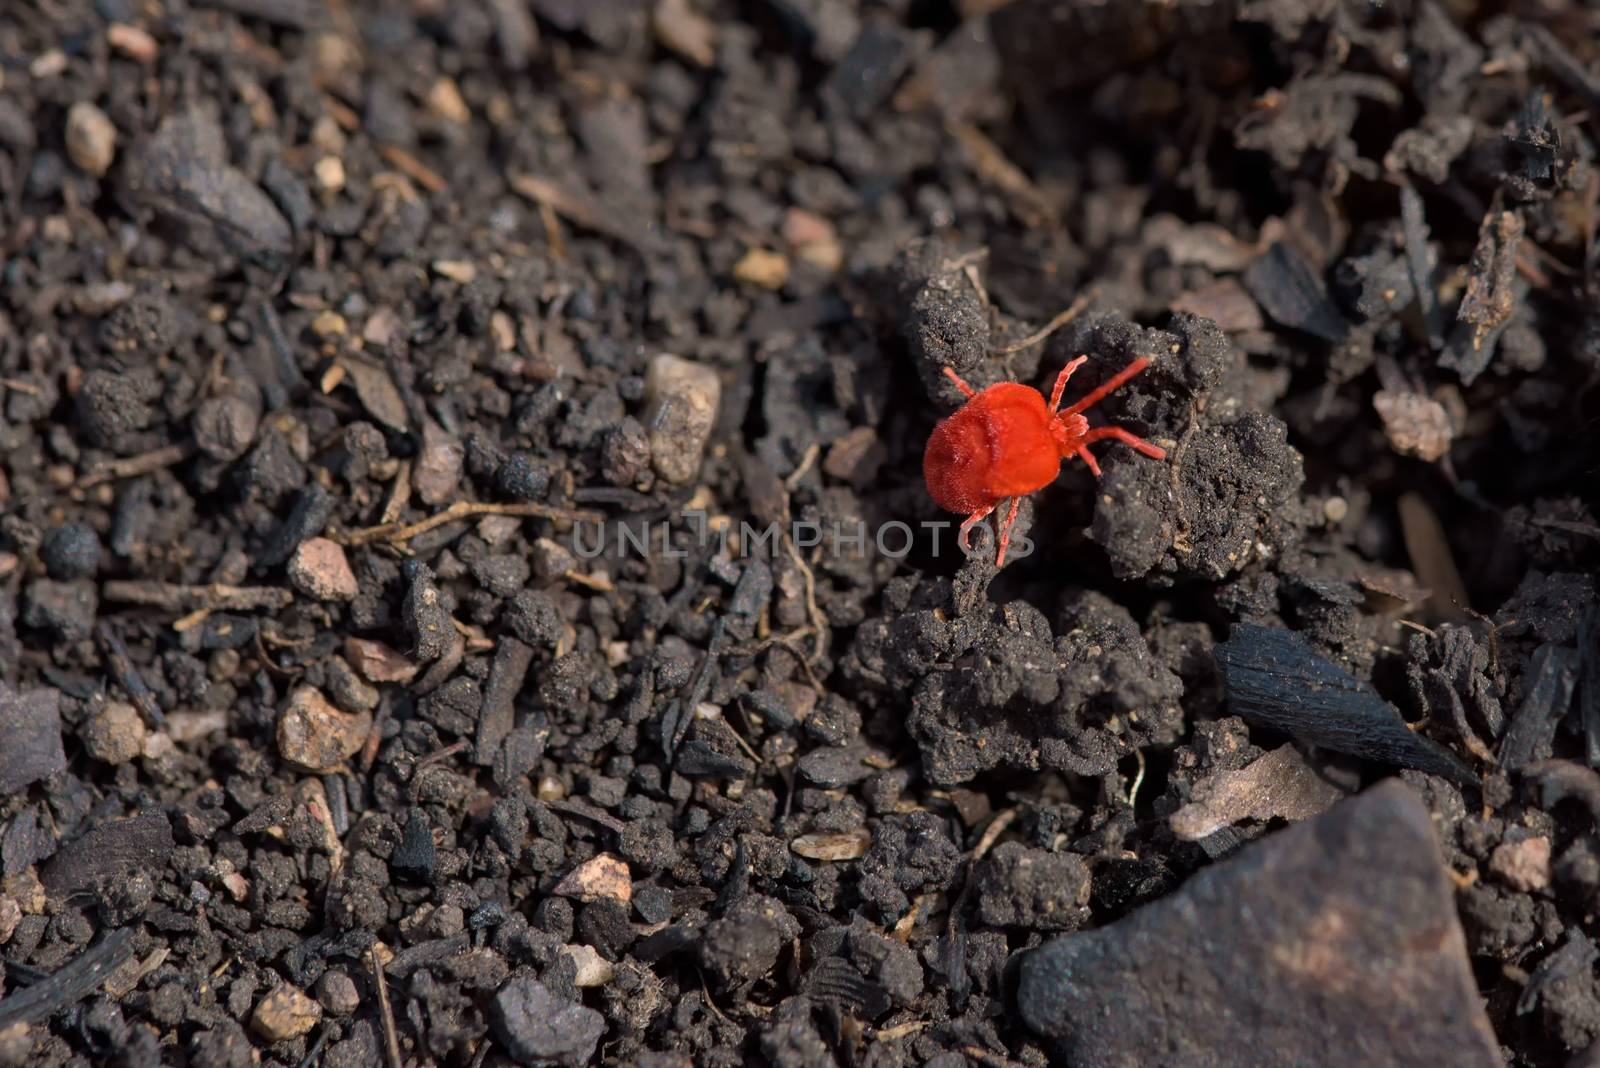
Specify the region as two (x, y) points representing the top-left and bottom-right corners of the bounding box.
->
(923, 383), (1059, 513)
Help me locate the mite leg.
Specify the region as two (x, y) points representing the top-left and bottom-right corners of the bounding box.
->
(942, 366), (977, 398)
(1080, 425), (1167, 459)
(1060, 356), (1152, 417)
(1048, 356), (1088, 413)
(1075, 447), (1102, 477)
(957, 504), (996, 555)
(994, 497), (1023, 567)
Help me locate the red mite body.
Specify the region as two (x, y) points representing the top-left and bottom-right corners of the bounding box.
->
(923, 356), (1166, 566)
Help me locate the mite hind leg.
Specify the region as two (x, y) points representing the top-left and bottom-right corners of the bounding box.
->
(956, 504), (996, 555)
(942, 366), (977, 398)
(994, 497), (1023, 567)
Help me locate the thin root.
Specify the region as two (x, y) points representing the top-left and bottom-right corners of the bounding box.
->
(993, 289), (1098, 356)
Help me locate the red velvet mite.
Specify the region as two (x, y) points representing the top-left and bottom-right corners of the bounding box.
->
(923, 356), (1167, 567)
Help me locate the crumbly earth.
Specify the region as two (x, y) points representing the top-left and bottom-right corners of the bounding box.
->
(0, 1), (1598, 1066)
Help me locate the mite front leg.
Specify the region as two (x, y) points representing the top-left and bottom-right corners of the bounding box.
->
(1048, 356), (1088, 413)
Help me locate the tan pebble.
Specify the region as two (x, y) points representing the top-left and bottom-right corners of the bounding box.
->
(107, 24), (158, 64)
(552, 853), (632, 904)
(653, 0), (716, 68)
(733, 247), (789, 290)
(314, 155), (346, 194)
(311, 309), (347, 338)
(251, 985), (322, 1042)
(782, 208), (843, 272)
(426, 77), (470, 124)
(0, 896), (19, 944)
(433, 259), (477, 284)
(344, 637), (419, 683)
(1489, 836), (1551, 893)
(288, 538), (359, 601)
(565, 944), (616, 987)
(277, 687), (371, 772)
(65, 102), (117, 177)
(31, 50), (68, 79)
(83, 702), (145, 765)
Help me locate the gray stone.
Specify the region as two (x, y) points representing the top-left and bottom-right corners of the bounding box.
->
(1017, 780), (1500, 1068)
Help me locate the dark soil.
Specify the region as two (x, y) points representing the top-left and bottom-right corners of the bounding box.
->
(1, 0), (1598, 1066)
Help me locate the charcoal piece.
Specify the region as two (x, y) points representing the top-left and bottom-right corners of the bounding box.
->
(0, 927), (135, 1029)
(1579, 607), (1600, 767)
(1243, 242), (1349, 343)
(40, 810), (174, 897)
(821, 25), (915, 121)
(796, 745), (876, 787)
(490, 977), (606, 1068)
(255, 484), (333, 570)
(674, 740), (753, 779)
(1017, 781), (1501, 1068)
(1215, 625), (1476, 785)
(1399, 184), (1444, 348)
(475, 638), (535, 765)
(0, 686), (67, 795)
(803, 955), (891, 1020)
(1499, 644), (1580, 772)
(1518, 931), (1600, 1053)
(391, 807), (437, 883)
(1440, 209), (1523, 384)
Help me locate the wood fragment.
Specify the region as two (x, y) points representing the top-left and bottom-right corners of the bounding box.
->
(96, 622), (167, 728)
(368, 946), (404, 1068)
(378, 143), (446, 193)
(993, 290), (1097, 355)
(102, 580), (293, 613)
(343, 499), (601, 547)
(508, 173), (649, 250)
(946, 120), (1055, 227)
(77, 442), (196, 488)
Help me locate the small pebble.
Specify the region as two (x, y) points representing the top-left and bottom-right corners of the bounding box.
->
(277, 686), (371, 772)
(1489, 836), (1551, 893)
(65, 102), (116, 176)
(641, 354), (720, 485)
(288, 537), (359, 601)
(251, 985), (322, 1042)
(491, 978), (606, 1068)
(0, 896), (19, 944)
(733, 247), (789, 289)
(315, 970), (360, 1017)
(82, 702), (146, 765)
(39, 522), (101, 580)
(552, 853), (632, 904)
(344, 637), (419, 683)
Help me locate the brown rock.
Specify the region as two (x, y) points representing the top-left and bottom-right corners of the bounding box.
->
(288, 538), (359, 601)
(0, 896), (19, 944)
(552, 853), (632, 904)
(251, 984), (322, 1042)
(642, 355), (720, 485)
(1170, 745), (1346, 840)
(344, 637), (419, 683)
(414, 420), (464, 504)
(82, 702), (146, 765)
(277, 687), (371, 772)
(1019, 780), (1501, 1068)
